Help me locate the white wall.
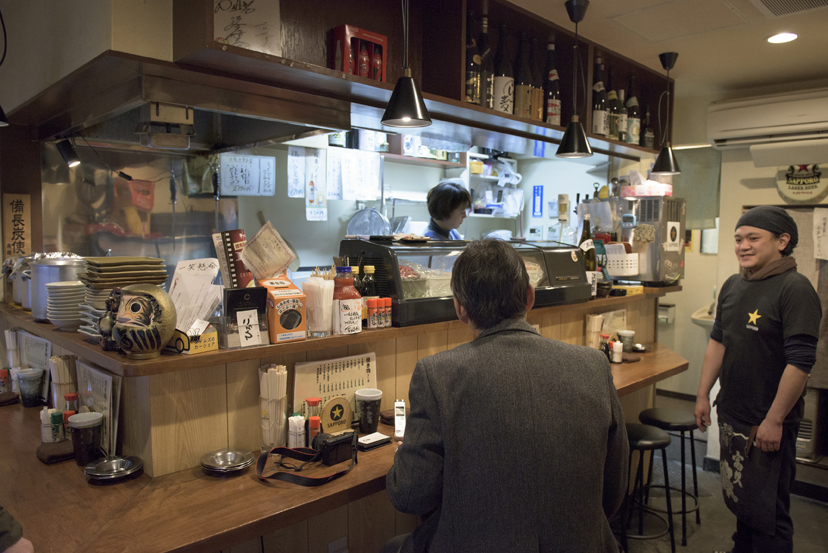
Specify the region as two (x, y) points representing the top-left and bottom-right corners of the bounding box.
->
(0, 0), (172, 114)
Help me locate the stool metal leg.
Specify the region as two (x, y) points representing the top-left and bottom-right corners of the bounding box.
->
(637, 451), (645, 534)
(680, 430), (687, 546)
(661, 447), (676, 553)
(645, 449), (655, 504)
(690, 428), (701, 525)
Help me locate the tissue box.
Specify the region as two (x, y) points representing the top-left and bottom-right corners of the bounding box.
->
(621, 182), (673, 197)
(262, 275), (307, 343)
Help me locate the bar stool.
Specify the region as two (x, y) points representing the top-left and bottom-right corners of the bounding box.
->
(639, 407), (701, 546)
(625, 423), (676, 553)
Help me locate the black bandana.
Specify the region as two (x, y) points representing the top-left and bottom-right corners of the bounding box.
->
(735, 206), (798, 249)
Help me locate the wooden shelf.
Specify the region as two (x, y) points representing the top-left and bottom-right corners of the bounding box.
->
(468, 213), (516, 219)
(380, 152), (465, 169)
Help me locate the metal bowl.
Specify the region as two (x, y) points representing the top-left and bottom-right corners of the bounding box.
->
(84, 456), (143, 479)
(200, 449), (254, 470)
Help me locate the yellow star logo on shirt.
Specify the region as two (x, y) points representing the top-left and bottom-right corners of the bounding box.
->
(331, 405), (343, 420)
(747, 309), (762, 325)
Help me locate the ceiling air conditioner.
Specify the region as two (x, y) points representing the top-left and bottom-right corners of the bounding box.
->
(707, 88), (828, 167)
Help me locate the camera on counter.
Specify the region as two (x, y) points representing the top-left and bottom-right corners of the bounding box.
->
(312, 430), (356, 466)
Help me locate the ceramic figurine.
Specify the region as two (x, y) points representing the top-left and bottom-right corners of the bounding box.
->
(107, 284), (177, 359)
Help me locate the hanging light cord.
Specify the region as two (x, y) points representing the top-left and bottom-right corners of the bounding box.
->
(572, 22), (578, 116)
(401, 0), (409, 69)
(78, 135), (134, 181)
(657, 69), (670, 147)
(0, 7), (7, 68)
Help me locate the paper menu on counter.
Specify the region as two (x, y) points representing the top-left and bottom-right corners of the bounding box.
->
(169, 259), (222, 335)
(76, 361), (122, 457)
(239, 221), (297, 280)
(18, 331), (52, 402)
(293, 353), (377, 418)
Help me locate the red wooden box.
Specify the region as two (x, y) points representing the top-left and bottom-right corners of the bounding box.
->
(332, 24), (387, 82)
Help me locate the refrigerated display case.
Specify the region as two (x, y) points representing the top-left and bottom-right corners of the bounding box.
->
(339, 239), (591, 326)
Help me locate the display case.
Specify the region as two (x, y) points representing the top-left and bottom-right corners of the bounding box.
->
(339, 239), (591, 327)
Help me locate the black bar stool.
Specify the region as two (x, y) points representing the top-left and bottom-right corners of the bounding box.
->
(625, 423), (676, 553)
(639, 407), (701, 546)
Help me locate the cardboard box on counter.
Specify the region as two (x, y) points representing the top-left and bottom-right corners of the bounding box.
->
(261, 276), (307, 344)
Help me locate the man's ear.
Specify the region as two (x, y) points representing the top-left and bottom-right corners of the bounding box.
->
(778, 233), (791, 254)
(526, 284), (535, 312)
(454, 298), (470, 326)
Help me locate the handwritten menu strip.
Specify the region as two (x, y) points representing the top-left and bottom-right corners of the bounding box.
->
(213, 0), (282, 57)
(293, 353), (377, 417)
(814, 208), (828, 261)
(219, 153), (277, 196)
(287, 147), (305, 198)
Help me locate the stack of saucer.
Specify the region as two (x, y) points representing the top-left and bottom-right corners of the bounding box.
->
(46, 281), (85, 330)
(80, 257), (168, 309)
(200, 449), (255, 476)
(84, 455), (144, 483)
(78, 304), (106, 343)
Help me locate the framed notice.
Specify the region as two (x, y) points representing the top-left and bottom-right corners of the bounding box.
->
(3, 193), (31, 257)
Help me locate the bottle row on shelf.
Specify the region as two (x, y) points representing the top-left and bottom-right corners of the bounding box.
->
(464, 10), (658, 149)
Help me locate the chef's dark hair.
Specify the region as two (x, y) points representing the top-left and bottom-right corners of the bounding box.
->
(427, 179), (472, 221)
(451, 239), (529, 330)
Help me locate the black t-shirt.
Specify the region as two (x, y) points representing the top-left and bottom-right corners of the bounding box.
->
(713, 270), (821, 426)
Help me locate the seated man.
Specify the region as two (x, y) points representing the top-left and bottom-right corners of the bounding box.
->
(385, 239), (628, 553)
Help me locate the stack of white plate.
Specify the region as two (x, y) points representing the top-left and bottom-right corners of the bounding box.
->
(85, 288), (113, 310)
(46, 281), (85, 330)
(78, 304), (106, 343)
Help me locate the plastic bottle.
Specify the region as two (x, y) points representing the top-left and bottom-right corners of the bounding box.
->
(367, 298), (379, 329)
(309, 416), (322, 448)
(333, 267), (362, 335)
(384, 298), (392, 327)
(304, 397), (321, 446)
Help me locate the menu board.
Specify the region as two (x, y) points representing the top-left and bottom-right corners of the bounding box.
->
(219, 153), (276, 196)
(293, 353), (377, 417)
(76, 361), (122, 457)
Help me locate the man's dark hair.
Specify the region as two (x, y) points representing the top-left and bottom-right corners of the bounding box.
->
(451, 239), (529, 329)
(427, 179), (472, 221)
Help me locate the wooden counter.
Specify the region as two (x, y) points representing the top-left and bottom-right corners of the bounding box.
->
(0, 343), (687, 553)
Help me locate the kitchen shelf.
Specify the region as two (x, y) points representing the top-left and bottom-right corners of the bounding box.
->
(380, 153), (466, 169)
(468, 213), (516, 219)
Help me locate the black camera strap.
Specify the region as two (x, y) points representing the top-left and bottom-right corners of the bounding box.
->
(256, 440), (358, 487)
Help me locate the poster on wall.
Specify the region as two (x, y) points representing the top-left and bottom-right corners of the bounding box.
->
(532, 185), (543, 218)
(665, 221), (681, 252)
(777, 164), (826, 204)
(304, 148), (327, 221)
(3, 194), (31, 258)
(813, 208), (828, 261)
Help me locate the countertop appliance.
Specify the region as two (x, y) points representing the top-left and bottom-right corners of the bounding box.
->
(339, 239), (591, 326)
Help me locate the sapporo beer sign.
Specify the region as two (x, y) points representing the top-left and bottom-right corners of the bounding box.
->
(3, 194), (32, 257)
(777, 164), (826, 203)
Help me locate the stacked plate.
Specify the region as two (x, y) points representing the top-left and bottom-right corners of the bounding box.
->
(85, 287), (113, 310)
(200, 449), (255, 476)
(78, 304), (106, 343)
(47, 281), (85, 330)
(85, 455), (143, 483)
(80, 257), (168, 309)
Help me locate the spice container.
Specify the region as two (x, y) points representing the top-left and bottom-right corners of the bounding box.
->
(367, 298), (379, 329)
(64, 392), (79, 413)
(308, 416), (321, 447)
(332, 267), (362, 335)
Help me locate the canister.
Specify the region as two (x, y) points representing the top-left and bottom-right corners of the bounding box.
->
(32, 257), (87, 322)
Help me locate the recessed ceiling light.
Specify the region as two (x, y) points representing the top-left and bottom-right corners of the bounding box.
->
(767, 32), (797, 44)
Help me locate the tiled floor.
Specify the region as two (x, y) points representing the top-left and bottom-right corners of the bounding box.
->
(625, 395), (828, 553)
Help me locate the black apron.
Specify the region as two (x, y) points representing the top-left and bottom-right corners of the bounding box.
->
(717, 409), (783, 534)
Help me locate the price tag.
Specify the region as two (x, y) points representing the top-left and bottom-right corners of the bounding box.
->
(236, 309), (262, 347)
(580, 239), (595, 252)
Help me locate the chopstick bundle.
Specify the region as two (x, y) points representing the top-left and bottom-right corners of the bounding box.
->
(49, 355), (78, 408)
(4, 329), (19, 368)
(259, 364), (288, 450)
(302, 277), (335, 336)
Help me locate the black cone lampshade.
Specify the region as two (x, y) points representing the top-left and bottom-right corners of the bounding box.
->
(652, 142), (681, 175)
(56, 139), (80, 168)
(556, 115), (593, 158)
(0, 104), (8, 127)
(381, 68), (432, 127)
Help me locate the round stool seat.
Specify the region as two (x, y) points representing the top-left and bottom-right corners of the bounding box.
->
(626, 423), (671, 451)
(639, 408), (697, 432)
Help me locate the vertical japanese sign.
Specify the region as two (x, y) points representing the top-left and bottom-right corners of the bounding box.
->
(532, 185), (543, 218)
(3, 194), (31, 258)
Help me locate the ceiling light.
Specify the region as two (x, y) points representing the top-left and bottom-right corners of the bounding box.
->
(556, 0), (593, 158)
(56, 139), (81, 168)
(767, 32), (797, 44)
(651, 52), (681, 175)
(382, 0), (431, 128)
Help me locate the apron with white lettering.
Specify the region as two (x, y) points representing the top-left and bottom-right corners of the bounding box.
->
(717, 410), (782, 534)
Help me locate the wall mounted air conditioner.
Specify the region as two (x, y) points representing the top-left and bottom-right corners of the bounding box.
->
(707, 88), (828, 167)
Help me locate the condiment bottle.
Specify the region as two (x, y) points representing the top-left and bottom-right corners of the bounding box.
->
(367, 299), (379, 329)
(361, 266), (377, 296)
(383, 297), (392, 327)
(600, 334), (611, 361)
(304, 398), (321, 446)
(64, 392), (79, 413)
(309, 416), (322, 448)
(612, 341), (623, 363)
(333, 267), (362, 335)
(351, 266), (362, 293)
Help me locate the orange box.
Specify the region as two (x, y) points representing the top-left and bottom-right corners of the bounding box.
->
(261, 275), (307, 343)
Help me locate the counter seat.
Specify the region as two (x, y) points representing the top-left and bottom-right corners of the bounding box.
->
(0, 344), (687, 553)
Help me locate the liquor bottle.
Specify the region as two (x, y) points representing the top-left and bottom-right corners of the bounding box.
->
(465, 11), (481, 105)
(530, 38), (544, 120)
(372, 45), (382, 81)
(514, 32), (532, 118)
(579, 214), (597, 272)
(606, 67), (620, 141)
(544, 35), (561, 126)
(617, 88), (628, 143)
(478, 9), (495, 109)
(626, 75), (641, 145)
(358, 42), (369, 78)
(493, 23), (515, 114)
(591, 55), (608, 136)
(642, 103), (656, 149)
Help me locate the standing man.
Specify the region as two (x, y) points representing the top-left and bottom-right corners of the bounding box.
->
(384, 239), (628, 553)
(695, 206), (821, 553)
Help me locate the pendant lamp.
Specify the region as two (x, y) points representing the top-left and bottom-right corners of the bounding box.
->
(56, 139), (81, 168)
(651, 52), (681, 175)
(0, 104), (8, 127)
(381, 0), (431, 127)
(556, 0), (592, 158)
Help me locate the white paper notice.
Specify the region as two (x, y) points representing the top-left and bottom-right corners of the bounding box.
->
(236, 309), (262, 347)
(218, 153), (276, 196)
(326, 147), (343, 200)
(341, 148), (360, 201)
(305, 148), (328, 221)
(814, 208), (828, 260)
(170, 258), (219, 296)
(260, 156), (276, 196)
(287, 146), (305, 198)
(358, 151), (381, 201)
(239, 221), (297, 279)
(665, 221), (681, 252)
(213, 0), (281, 57)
